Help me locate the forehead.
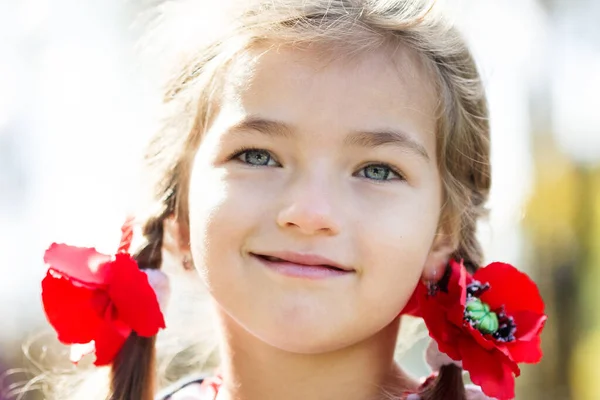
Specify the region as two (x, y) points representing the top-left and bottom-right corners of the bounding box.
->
(217, 41), (439, 153)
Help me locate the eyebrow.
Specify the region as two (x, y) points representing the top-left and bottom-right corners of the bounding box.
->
(343, 129), (430, 161)
(229, 117), (294, 139)
(228, 116), (430, 161)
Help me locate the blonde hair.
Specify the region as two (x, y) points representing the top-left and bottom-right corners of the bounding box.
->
(56, 1), (492, 399)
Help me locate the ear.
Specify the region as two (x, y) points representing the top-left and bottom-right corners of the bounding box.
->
(422, 232), (455, 281)
(163, 215), (191, 255)
(163, 215), (195, 271)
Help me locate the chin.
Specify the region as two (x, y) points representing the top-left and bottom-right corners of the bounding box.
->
(255, 323), (360, 354)
(243, 305), (383, 355)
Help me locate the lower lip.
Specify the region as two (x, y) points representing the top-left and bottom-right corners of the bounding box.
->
(252, 255), (353, 279)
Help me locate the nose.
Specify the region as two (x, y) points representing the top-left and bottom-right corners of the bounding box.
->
(276, 174), (342, 236)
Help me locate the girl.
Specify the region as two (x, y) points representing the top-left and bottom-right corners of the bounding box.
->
(40, 0), (546, 399)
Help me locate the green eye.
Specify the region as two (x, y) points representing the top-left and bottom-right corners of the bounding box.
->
(360, 164), (401, 181)
(238, 149), (274, 166)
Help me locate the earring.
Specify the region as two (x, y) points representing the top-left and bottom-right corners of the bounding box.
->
(425, 259), (450, 297)
(426, 268), (439, 297)
(182, 254), (194, 271)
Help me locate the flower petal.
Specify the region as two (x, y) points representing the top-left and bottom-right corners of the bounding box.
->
(464, 324), (500, 351)
(427, 320), (463, 360)
(106, 254), (166, 337)
(447, 260), (468, 307)
(460, 338), (516, 400)
(92, 321), (130, 366)
(475, 263), (545, 315)
(511, 310), (547, 341)
(41, 270), (109, 344)
(415, 260), (471, 361)
(507, 335), (544, 364)
(401, 289), (420, 317)
(44, 243), (112, 286)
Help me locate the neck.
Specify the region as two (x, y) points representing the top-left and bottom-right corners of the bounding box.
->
(212, 310), (417, 400)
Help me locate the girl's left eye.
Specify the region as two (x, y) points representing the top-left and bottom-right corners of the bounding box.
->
(356, 164), (404, 182)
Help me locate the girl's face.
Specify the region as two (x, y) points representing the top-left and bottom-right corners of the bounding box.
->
(188, 44), (443, 353)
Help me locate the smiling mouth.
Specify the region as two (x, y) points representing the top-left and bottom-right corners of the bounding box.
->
(250, 252), (353, 279)
(256, 254), (345, 271)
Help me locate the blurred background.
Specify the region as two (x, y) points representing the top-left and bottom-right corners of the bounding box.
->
(0, 0), (599, 398)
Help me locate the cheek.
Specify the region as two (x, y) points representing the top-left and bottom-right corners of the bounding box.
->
(354, 182), (441, 259)
(186, 154), (272, 289)
(187, 157), (239, 281)
(353, 185), (441, 305)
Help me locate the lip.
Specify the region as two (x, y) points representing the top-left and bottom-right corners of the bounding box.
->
(250, 251), (354, 279)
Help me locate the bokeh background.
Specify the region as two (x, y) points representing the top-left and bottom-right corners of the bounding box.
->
(1, 0), (599, 399)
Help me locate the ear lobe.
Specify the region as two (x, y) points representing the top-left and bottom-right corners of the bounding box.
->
(163, 215), (191, 255)
(422, 234), (455, 281)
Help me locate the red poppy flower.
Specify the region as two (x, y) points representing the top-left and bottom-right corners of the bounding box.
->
(41, 222), (166, 366)
(402, 260), (547, 400)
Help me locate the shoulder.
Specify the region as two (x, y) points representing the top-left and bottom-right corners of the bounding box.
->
(155, 375), (207, 400)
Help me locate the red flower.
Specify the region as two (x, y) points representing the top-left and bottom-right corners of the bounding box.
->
(41, 222), (166, 366)
(403, 260), (547, 400)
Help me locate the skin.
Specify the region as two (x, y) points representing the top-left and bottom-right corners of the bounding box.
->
(179, 43), (454, 400)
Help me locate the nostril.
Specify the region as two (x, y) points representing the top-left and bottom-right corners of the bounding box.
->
(276, 202), (341, 236)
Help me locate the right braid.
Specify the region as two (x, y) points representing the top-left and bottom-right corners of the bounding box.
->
(418, 222), (482, 400)
(417, 31), (490, 400)
(108, 207), (172, 400)
(419, 365), (466, 400)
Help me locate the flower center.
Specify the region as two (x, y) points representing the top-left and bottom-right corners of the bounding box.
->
(465, 298), (499, 334)
(464, 280), (517, 342)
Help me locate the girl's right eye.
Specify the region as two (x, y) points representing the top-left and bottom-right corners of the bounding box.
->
(233, 148), (279, 167)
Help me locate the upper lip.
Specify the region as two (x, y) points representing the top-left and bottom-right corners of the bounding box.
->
(251, 251), (354, 272)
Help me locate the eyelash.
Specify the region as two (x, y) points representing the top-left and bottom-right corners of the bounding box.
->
(229, 146), (281, 166)
(228, 147), (406, 182)
(356, 163), (405, 182)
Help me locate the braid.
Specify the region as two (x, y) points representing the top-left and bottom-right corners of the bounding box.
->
(452, 206), (485, 275)
(418, 365), (466, 400)
(134, 215), (167, 270)
(421, 205), (484, 400)
(417, 29), (490, 399)
(108, 207), (172, 400)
